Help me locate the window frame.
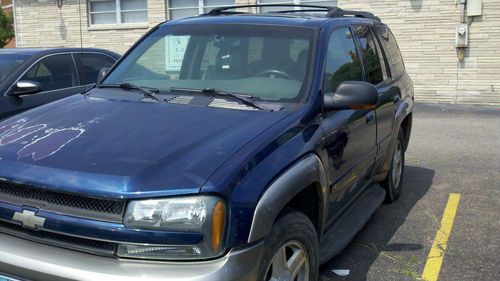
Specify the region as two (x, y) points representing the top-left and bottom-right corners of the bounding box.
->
(88, 0), (148, 26)
(322, 25), (366, 93)
(167, 0), (236, 20)
(9, 53), (81, 96)
(374, 24), (405, 80)
(352, 24), (389, 86)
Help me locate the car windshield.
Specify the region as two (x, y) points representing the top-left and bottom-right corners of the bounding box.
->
(0, 54), (30, 84)
(103, 24), (315, 102)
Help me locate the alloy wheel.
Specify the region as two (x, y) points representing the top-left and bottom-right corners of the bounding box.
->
(392, 140), (403, 189)
(265, 240), (310, 281)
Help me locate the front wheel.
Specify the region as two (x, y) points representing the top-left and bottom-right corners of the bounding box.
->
(257, 210), (319, 281)
(382, 127), (405, 203)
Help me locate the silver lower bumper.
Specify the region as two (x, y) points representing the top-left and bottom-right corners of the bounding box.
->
(0, 233), (263, 281)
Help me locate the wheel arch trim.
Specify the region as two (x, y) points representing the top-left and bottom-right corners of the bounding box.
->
(247, 154), (328, 243)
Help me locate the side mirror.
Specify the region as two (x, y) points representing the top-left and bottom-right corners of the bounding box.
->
(10, 80), (43, 96)
(323, 81), (379, 111)
(97, 67), (110, 84)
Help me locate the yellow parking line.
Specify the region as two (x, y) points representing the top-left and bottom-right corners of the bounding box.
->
(421, 193), (461, 281)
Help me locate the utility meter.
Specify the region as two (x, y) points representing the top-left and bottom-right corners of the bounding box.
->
(455, 24), (469, 48)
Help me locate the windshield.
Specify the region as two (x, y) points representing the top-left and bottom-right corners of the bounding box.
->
(0, 54), (30, 84)
(104, 24), (315, 102)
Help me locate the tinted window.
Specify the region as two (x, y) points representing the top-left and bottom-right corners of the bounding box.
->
(0, 54), (30, 84)
(80, 53), (115, 84)
(324, 27), (363, 92)
(355, 25), (385, 85)
(376, 25), (405, 78)
(22, 54), (78, 91)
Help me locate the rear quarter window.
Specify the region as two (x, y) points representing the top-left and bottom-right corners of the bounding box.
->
(376, 25), (405, 78)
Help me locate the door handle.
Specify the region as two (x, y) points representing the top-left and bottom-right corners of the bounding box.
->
(393, 95), (401, 104)
(366, 112), (375, 124)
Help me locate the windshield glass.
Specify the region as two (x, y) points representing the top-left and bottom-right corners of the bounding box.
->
(104, 24), (314, 102)
(0, 54), (30, 84)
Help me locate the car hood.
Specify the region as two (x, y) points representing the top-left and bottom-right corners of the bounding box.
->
(0, 93), (289, 198)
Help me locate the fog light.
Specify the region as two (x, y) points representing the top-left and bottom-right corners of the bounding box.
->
(118, 244), (203, 260)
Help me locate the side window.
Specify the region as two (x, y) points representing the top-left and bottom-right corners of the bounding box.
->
(355, 25), (386, 84)
(324, 27), (363, 93)
(376, 25), (405, 78)
(80, 53), (115, 85)
(22, 54), (78, 91)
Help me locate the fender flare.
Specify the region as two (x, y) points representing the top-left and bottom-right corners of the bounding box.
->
(247, 154), (328, 243)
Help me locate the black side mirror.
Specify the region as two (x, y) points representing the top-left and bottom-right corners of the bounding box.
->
(323, 81), (379, 111)
(10, 80), (43, 96)
(97, 68), (110, 84)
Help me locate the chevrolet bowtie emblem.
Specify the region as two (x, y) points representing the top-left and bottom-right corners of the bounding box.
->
(12, 210), (46, 230)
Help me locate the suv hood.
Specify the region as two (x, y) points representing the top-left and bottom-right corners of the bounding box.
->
(0, 93), (289, 198)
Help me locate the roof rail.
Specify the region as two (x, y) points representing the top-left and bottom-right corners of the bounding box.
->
(206, 4), (341, 16)
(326, 9), (381, 21)
(205, 4), (380, 22)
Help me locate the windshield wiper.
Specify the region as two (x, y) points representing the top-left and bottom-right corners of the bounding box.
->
(98, 83), (161, 102)
(169, 87), (270, 111)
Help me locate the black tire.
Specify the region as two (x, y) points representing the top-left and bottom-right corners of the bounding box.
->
(381, 127), (405, 203)
(257, 210), (319, 281)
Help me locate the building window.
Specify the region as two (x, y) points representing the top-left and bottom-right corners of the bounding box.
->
(88, 0), (148, 25)
(168, 0), (235, 20)
(258, 0), (338, 12)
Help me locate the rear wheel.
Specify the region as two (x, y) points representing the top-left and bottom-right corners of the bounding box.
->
(382, 127), (405, 203)
(257, 210), (319, 281)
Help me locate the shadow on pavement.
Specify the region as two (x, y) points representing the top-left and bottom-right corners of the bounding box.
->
(320, 165), (435, 280)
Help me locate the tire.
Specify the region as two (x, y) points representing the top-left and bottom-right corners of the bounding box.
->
(381, 127), (405, 203)
(257, 210), (319, 281)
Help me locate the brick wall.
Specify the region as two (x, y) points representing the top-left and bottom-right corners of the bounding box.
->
(337, 0), (500, 105)
(14, 0), (167, 54)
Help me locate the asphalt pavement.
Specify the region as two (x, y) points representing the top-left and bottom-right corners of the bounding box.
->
(319, 103), (500, 281)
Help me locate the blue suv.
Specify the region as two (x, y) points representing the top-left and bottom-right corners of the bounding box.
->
(0, 4), (413, 281)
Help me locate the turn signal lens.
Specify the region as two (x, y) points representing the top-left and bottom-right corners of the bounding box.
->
(211, 201), (225, 251)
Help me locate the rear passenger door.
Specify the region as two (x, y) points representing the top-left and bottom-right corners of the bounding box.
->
(354, 25), (398, 165)
(4, 54), (83, 116)
(75, 53), (116, 86)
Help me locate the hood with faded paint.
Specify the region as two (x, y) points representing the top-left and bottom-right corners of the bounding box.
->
(0, 92), (289, 198)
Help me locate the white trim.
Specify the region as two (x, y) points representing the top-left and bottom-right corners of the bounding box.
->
(88, 0), (148, 26)
(1, 4), (13, 9)
(87, 23), (149, 30)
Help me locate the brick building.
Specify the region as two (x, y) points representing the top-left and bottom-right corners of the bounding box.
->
(11, 0), (500, 105)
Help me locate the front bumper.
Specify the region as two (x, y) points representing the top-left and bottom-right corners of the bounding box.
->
(0, 233), (263, 281)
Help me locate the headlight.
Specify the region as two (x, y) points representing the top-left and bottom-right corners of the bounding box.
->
(121, 196), (226, 260)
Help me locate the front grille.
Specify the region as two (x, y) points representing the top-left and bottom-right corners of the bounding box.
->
(0, 220), (117, 256)
(0, 180), (125, 216)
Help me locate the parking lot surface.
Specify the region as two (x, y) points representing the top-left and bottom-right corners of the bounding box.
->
(320, 103), (500, 281)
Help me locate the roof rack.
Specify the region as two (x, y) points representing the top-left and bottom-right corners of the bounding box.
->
(326, 9), (380, 21)
(206, 4), (341, 16)
(205, 4), (380, 21)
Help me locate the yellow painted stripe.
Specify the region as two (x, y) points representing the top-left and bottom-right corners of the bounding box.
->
(422, 193), (461, 281)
